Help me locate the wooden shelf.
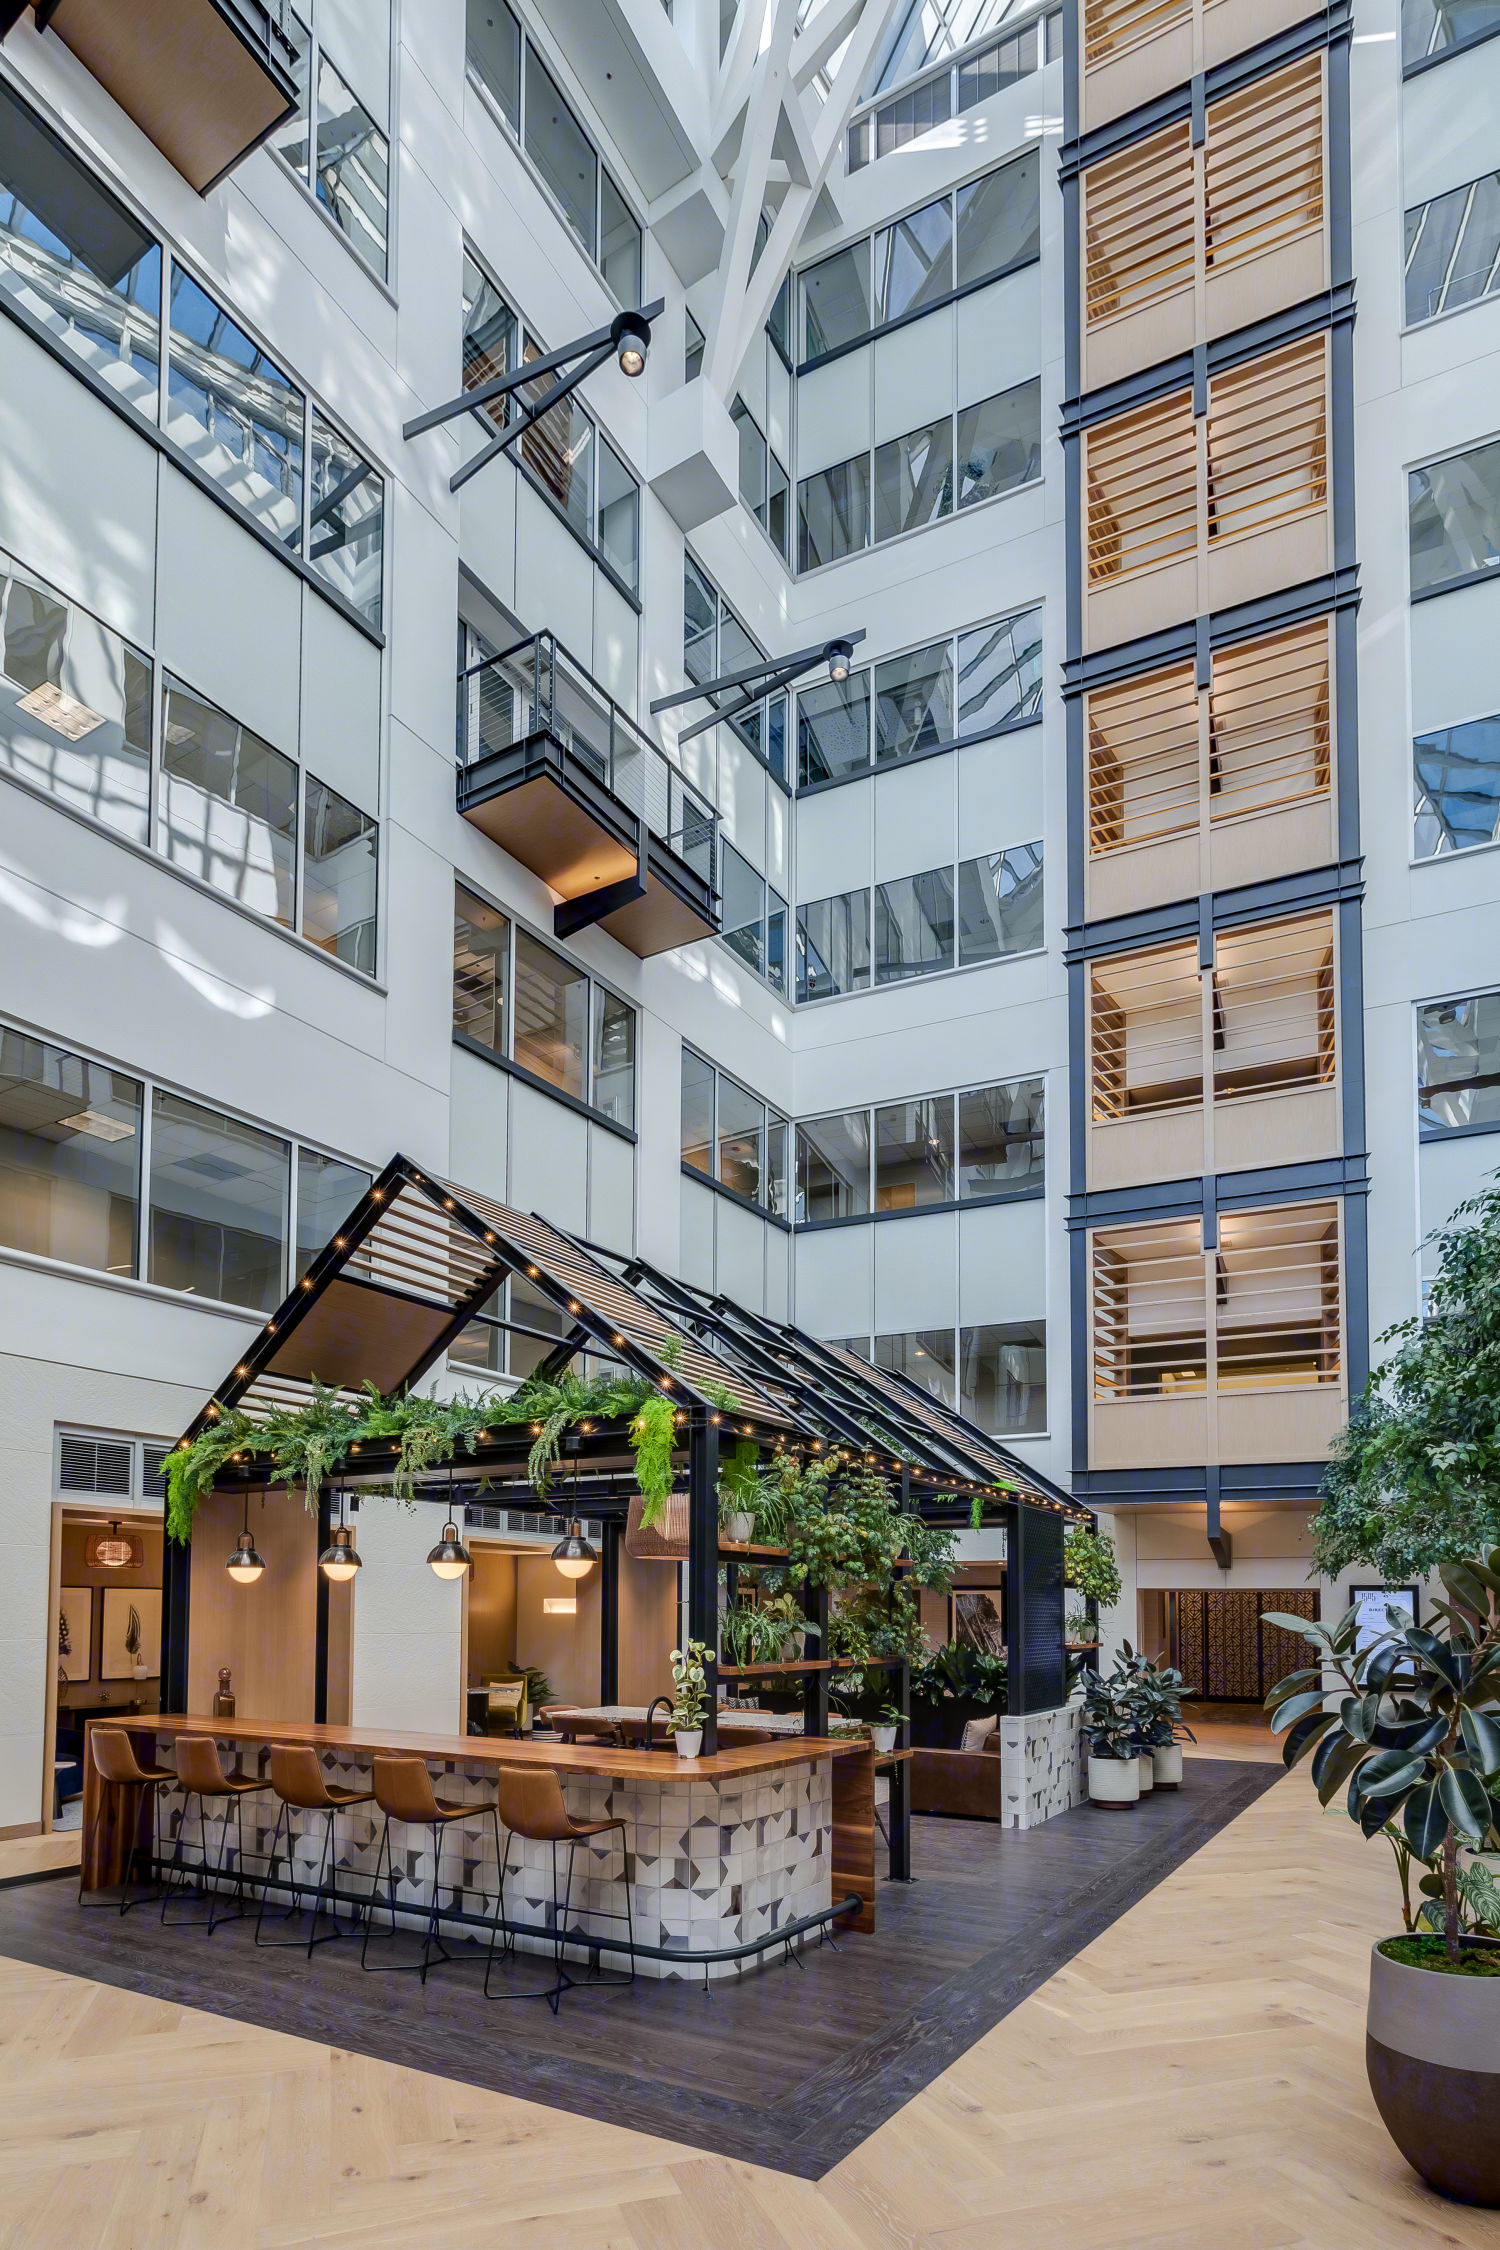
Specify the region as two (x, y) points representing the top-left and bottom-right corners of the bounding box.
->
(717, 1655), (906, 1678)
(718, 1543), (789, 1558)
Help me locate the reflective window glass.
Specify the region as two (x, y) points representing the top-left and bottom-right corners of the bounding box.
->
(958, 1078), (1044, 1198)
(801, 241), (873, 359)
(873, 417), (953, 542)
(0, 546), (151, 843)
(875, 1095), (954, 1209)
(957, 841), (1044, 961)
(720, 839), (767, 974)
(961, 1320), (1045, 1433)
(875, 866), (955, 982)
(1418, 991), (1500, 1132)
(718, 1077), (766, 1202)
(507, 1271), (575, 1378)
(1401, 0), (1500, 65)
(681, 1047), (715, 1174)
(796, 888), (871, 999)
(466, 0), (522, 127)
(958, 607), (1042, 735)
(600, 170), (641, 304)
(513, 928), (588, 1097)
(955, 152), (1040, 285)
(797, 671), (871, 785)
(521, 335), (594, 539)
(875, 643), (954, 763)
(796, 1109), (871, 1220)
(874, 1327), (956, 1404)
(593, 987), (635, 1127)
(684, 555), (718, 686)
(1414, 712), (1500, 855)
(316, 53), (389, 278)
(797, 454), (871, 570)
(1405, 174), (1500, 325)
(148, 1091), (289, 1312)
(957, 378), (1042, 507)
(167, 269), (304, 540)
(1410, 439), (1500, 593)
(462, 254), (517, 429)
(768, 451), (790, 558)
(733, 396), (768, 522)
(874, 195), (953, 322)
(0, 1028), (140, 1277)
(873, 71), (954, 162)
(525, 45), (597, 256)
(301, 410), (383, 628)
(270, 6), (314, 176)
(768, 887), (788, 994)
(766, 1114), (788, 1216)
(295, 1146), (371, 1280)
(303, 775), (377, 973)
(597, 436), (640, 595)
(685, 307), (705, 383)
(159, 677), (298, 926)
(453, 883), (509, 1052)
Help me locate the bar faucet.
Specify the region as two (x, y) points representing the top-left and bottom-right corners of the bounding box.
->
(645, 1695), (673, 1749)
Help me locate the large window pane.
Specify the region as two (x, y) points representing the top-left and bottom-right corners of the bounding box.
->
(875, 1327), (955, 1404)
(300, 410), (383, 627)
(1410, 439), (1500, 593)
(159, 677), (298, 925)
(521, 335), (594, 538)
(685, 307), (705, 384)
(1405, 175), (1500, 325)
(873, 72), (955, 164)
(875, 642), (954, 763)
(875, 195), (953, 323)
(600, 169), (641, 303)
(875, 1095), (954, 1209)
(0, 77), (161, 419)
(873, 417), (953, 542)
(801, 241), (872, 359)
(295, 1146), (371, 1279)
(1418, 991), (1500, 1132)
(768, 451), (790, 558)
(514, 929), (587, 1097)
(720, 838), (766, 974)
(302, 775), (377, 973)
(315, 54), (389, 279)
(0, 546), (151, 843)
(798, 455), (871, 571)
(148, 1091), (288, 1311)
(958, 1078), (1044, 1198)
(766, 1114), (788, 1217)
(957, 377), (1041, 507)
(462, 254), (517, 428)
(525, 44), (597, 257)
(958, 842), (1043, 962)
(467, 0), (521, 124)
(768, 887), (788, 993)
(1414, 712), (1500, 855)
(961, 1320), (1045, 1433)
(718, 1077), (766, 1201)
(875, 866), (955, 982)
(597, 436), (640, 594)
(1401, 0), (1500, 66)
(733, 397), (769, 522)
(797, 1110), (870, 1220)
(270, 6), (313, 176)
(507, 1271), (574, 1379)
(0, 1029), (140, 1276)
(955, 152), (1040, 286)
(453, 883), (509, 1052)
(797, 670), (871, 785)
(797, 888), (871, 999)
(957, 607), (1042, 736)
(167, 269), (304, 541)
(684, 555), (718, 686)
(592, 987), (635, 1127)
(682, 1047), (715, 1174)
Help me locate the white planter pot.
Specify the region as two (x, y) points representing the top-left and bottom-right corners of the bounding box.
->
(1088, 1754), (1140, 1807)
(870, 1725), (897, 1753)
(1153, 1743), (1183, 1789)
(674, 1729), (703, 1760)
(1136, 1754), (1155, 1794)
(723, 1512), (754, 1545)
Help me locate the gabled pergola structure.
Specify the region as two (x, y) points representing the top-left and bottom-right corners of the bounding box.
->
(165, 1156), (1083, 1748)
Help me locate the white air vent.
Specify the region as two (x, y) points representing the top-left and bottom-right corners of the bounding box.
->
(464, 1505), (603, 1541)
(142, 1444), (171, 1499)
(59, 1435), (132, 1496)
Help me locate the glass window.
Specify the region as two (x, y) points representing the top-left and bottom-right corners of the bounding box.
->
(958, 1078), (1044, 1198)
(798, 454), (871, 570)
(961, 1321), (1045, 1433)
(1401, 0), (1500, 66)
(685, 307), (705, 384)
(733, 396), (768, 522)
(462, 255), (517, 431)
(513, 929), (587, 1097)
(766, 1114), (788, 1216)
(769, 272), (793, 359)
(958, 607), (1042, 736)
(525, 44), (597, 256)
(873, 417), (954, 542)
(148, 1090), (289, 1311)
(875, 642), (954, 763)
(1419, 991), (1500, 1131)
(270, 5), (313, 176)
(0, 1028), (140, 1276)
(299, 410), (383, 628)
(684, 554), (718, 686)
(801, 241), (873, 359)
(797, 888), (871, 999)
(592, 987), (635, 1127)
(295, 1146), (371, 1279)
(1409, 439), (1500, 593)
(302, 775), (377, 973)
(829, 1333), (872, 1359)
(0, 546), (151, 843)
(875, 866), (956, 982)
(873, 71), (954, 163)
(958, 25), (1036, 109)
(875, 1327), (956, 1404)
(718, 1077), (765, 1201)
(768, 887), (788, 993)
(159, 677), (298, 926)
(955, 153), (1040, 286)
(798, 671), (871, 786)
(1414, 713), (1500, 855)
(450, 1283), (505, 1375)
(600, 170), (641, 304)
(720, 839), (767, 974)
(521, 335), (594, 539)
(467, 0), (522, 126)
(597, 436), (640, 595)
(507, 1270), (574, 1378)
(0, 77), (161, 420)
(1405, 175), (1500, 325)
(315, 53), (389, 279)
(796, 1109), (871, 1220)
(768, 451), (790, 559)
(875, 1095), (954, 1209)
(874, 195), (953, 323)
(957, 378), (1042, 507)
(453, 883), (509, 1052)
(167, 269), (305, 541)
(958, 841), (1044, 962)
(682, 1047), (715, 1174)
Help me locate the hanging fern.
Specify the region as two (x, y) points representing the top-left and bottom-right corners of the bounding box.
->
(630, 1392), (678, 1528)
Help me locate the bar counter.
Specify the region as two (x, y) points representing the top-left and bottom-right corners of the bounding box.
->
(82, 1714), (878, 1976)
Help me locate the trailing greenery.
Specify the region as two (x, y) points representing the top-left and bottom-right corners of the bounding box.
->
(717, 1438), (761, 1531)
(1313, 1183), (1500, 1581)
(1065, 1525), (1123, 1609)
(628, 1391), (677, 1529)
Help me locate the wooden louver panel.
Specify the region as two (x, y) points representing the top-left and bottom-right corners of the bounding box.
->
(1092, 1219), (1207, 1397)
(1204, 57), (1324, 278)
(1084, 123), (1194, 324)
(1206, 335), (1327, 544)
(1087, 661), (1199, 856)
(1086, 390), (1197, 585)
(1211, 911), (1335, 1100)
(1208, 621), (1330, 822)
(1083, 0), (1190, 68)
(1215, 1202), (1340, 1388)
(1090, 942), (1203, 1119)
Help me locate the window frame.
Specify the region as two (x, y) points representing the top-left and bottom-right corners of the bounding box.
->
(680, 1044), (791, 1224)
(825, 1320), (1051, 1436)
(268, 1), (393, 285)
(794, 1073), (1045, 1225)
(1417, 986), (1500, 1139)
(849, 2), (1063, 170)
(795, 608), (1043, 796)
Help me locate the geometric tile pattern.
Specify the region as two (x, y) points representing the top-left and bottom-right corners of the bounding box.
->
(997, 1700), (1085, 1828)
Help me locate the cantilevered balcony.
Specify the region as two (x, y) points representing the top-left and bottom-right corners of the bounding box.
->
(457, 631), (720, 957)
(2, 0), (300, 195)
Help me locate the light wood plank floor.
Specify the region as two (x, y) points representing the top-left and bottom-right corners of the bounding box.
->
(0, 1832), (80, 1885)
(2, 1775), (1498, 2248)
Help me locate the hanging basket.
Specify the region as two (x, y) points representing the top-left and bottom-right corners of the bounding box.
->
(625, 1490), (689, 1561)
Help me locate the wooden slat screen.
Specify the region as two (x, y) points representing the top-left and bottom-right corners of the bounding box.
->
(1083, 0), (1190, 68)
(1090, 941), (1203, 1118)
(1092, 1218), (1208, 1397)
(1085, 389), (1197, 584)
(1208, 620), (1331, 822)
(1204, 56), (1324, 278)
(1211, 911), (1335, 1101)
(1084, 122), (1194, 324)
(1087, 660), (1199, 856)
(1214, 1201), (1340, 1389)
(1206, 335), (1327, 544)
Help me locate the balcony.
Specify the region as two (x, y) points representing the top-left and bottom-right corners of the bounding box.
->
(1080, 0), (1315, 135)
(4, 0), (300, 195)
(457, 631), (720, 957)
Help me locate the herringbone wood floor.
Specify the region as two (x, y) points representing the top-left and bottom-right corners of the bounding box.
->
(3, 1774), (1498, 2248)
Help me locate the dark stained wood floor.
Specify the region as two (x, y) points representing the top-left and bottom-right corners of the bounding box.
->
(0, 1759), (1278, 2177)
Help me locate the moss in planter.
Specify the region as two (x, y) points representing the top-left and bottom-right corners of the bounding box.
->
(1379, 1936), (1500, 1978)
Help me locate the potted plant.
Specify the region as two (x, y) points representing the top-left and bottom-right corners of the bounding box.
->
(1116, 1643), (1195, 1790)
(1265, 1566), (1500, 2203)
(718, 1438), (760, 1547)
(1080, 1670), (1139, 1807)
(667, 1640), (712, 1759)
(870, 1698), (904, 1755)
(910, 1642), (1008, 1745)
(1066, 1603), (1100, 1648)
(722, 1598), (798, 1672)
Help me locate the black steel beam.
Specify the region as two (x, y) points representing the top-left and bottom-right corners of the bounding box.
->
(687, 1408), (720, 1756)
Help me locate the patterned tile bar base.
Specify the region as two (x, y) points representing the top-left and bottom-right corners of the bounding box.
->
(998, 1702), (1085, 1829)
(151, 1735), (834, 1982)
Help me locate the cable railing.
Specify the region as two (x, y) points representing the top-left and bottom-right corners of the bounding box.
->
(458, 630), (719, 892)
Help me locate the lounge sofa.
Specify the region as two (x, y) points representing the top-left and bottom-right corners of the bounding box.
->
(910, 1729), (1006, 1819)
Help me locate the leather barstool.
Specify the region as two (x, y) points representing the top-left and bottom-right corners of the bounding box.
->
(360, 1755), (502, 1985)
(255, 1745), (375, 1955)
(80, 1726), (176, 1914)
(484, 1765), (633, 2012)
(163, 1736), (263, 1933)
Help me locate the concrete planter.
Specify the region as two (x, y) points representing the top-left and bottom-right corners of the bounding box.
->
(1367, 1938), (1500, 2204)
(1136, 1753), (1155, 1794)
(723, 1511), (754, 1545)
(1088, 1754), (1139, 1808)
(1153, 1744), (1183, 1789)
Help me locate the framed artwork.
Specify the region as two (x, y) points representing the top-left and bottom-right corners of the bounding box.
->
(1349, 1585), (1419, 1658)
(101, 1587), (161, 1681)
(58, 1586), (93, 1683)
(952, 1587), (1005, 1656)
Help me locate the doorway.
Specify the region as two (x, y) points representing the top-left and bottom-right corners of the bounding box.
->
(50, 1506), (164, 1830)
(1165, 1586), (1317, 1700)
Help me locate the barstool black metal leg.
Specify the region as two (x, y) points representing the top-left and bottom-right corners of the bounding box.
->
(359, 1816), (392, 1971)
(254, 1800), (300, 1946)
(306, 1807), (335, 1954)
(161, 1790), (207, 1925)
(208, 1793), (250, 1934)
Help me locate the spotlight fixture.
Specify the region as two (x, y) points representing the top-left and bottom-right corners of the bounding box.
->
(612, 307), (651, 377)
(426, 1521), (472, 1580)
(225, 1495), (265, 1585)
(826, 637), (854, 683)
(551, 1519), (597, 1579)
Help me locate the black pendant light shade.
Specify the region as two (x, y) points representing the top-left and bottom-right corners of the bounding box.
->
(225, 1495), (264, 1585)
(427, 1521), (472, 1579)
(551, 1518), (597, 1579)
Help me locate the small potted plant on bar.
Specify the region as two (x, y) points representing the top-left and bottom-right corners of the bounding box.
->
(667, 1640), (712, 1760)
(1080, 1669), (1139, 1807)
(870, 1699), (904, 1755)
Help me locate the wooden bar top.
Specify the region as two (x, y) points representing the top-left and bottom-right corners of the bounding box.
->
(90, 1713), (865, 1784)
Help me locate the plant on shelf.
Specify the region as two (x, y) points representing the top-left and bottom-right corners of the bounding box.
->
(721, 1594), (813, 1671)
(1066, 1604), (1100, 1647)
(717, 1437), (761, 1544)
(1264, 1565), (1500, 2202)
(667, 1639), (712, 1753)
(628, 1390), (677, 1528)
(1064, 1524), (1123, 1610)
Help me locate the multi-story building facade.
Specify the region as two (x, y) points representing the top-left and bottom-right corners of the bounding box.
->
(0, 0), (1495, 1832)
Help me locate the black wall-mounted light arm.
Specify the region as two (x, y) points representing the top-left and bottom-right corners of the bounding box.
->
(650, 629), (866, 747)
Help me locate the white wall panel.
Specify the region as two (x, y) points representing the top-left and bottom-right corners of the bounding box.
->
(449, 1041), (509, 1203)
(157, 469), (302, 756)
(958, 1198), (1047, 1322)
(956, 265), (1042, 412)
(589, 1121), (636, 1254)
(796, 347), (872, 480)
(719, 730), (767, 866)
(513, 480), (592, 651)
(874, 1212), (957, 1331)
(794, 1224), (873, 1337)
(350, 1497), (464, 1733)
(766, 780), (791, 891)
(873, 756), (957, 884)
(1419, 1131), (1500, 1267)
(766, 1225), (790, 1322)
(958, 728), (1045, 858)
(717, 1196), (766, 1310)
(509, 1079), (588, 1231)
(459, 443), (518, 612)
(593, 575), (639, 715)
(301, 590), (382, 814)
(680, 1174), (715, 1289)
(1409, 578), (1500, 735)
(767, 349), (792, 463)
(873, 307), (954, 448)
(795, 775), (872, 900)
(1403, 41), (1500, 209)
